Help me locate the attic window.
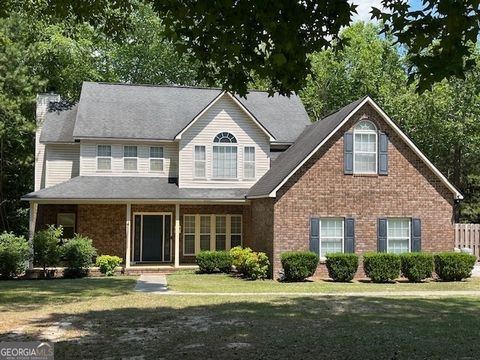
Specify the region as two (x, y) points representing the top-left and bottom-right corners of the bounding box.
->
(213, 132), (237, 143)
(353, 120), (377, 173)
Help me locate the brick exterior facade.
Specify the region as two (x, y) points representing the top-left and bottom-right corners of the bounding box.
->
(252, 103), (456, 279)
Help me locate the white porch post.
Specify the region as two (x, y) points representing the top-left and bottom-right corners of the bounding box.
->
(28, 202), (38, 269)
(174, 203), (180, 268)
(125, 203), (131, 269)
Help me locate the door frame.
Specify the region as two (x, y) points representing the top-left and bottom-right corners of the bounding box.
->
(132, 212), (173, 263)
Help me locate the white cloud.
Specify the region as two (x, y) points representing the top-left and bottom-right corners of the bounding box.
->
(350, 0), (384, 22)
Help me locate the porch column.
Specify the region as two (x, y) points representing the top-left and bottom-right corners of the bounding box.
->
(125, 203), (131, 269)
(28, 202), (38, 269)
(174, 203), (180, 268)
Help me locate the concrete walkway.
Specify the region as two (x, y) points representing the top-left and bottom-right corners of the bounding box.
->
(134, 274), (169, 293)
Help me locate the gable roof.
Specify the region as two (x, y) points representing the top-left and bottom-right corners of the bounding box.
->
(59, 82), (310, 143)
(40, 104), (77, 143)
(247, 96), (463, 200)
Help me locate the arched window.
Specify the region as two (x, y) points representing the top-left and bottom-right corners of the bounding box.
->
(353, 120), (377, 173)
(213, 132), (237, 178)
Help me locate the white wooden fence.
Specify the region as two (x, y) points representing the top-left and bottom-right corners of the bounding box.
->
(455, 223), (480, 259)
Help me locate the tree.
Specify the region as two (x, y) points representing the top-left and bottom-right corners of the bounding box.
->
(33, 225), (63, 277)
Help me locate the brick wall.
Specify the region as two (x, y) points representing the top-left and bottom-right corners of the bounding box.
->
(36, 204), (77, 231)
(259, 103), (455, 278)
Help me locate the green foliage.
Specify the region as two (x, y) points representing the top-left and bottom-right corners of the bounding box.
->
(33, 225), (63, 274)
(434, 252), (477, 281)
(0, 232), (30, 278)
(400, 253), (434, 282)
(363, 253), (401, 283)
(96, 255), (122, 276)
(325, 253), (359, 282)
(196, 251), (232, 274)
(280, 251), (319, 281)
(230, 246), (253, 274)
(61, 234), (97, 278)
(243, 252), (270, 280)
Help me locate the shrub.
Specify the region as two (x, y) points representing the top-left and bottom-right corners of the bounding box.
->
(230, 246), (253, 274)
(400, 253), (434, 282)
(243, 251), (270, 280)
(62, 234), (97, 278)
(96, 255), (123, 276)
(281, 251), (319, 281)
(33, 225), (63, 277)
(196, 251), (232, 274)
(434, 252), (477, 281)
(0, 232), (30, 279)
(363, 252), (401, 283)
(325, 253), (359, 282)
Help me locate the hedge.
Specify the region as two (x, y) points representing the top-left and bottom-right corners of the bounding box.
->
(281, 251), (319, 281)
(400, 252), (434, 282)
(434, 252), (477, 281)
(325, 253), (359, 282)
(363, 252), (401, 283)
(196, 251), (232, 273)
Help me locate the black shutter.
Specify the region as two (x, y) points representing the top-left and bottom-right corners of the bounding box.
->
(310, 218), (319, 255)
(377, 218), (387, 252)
(378, 132), (388, 175)
(344, 218), (355, 253)
(344, 132), (353, 175)
(411, 218), (421, 252)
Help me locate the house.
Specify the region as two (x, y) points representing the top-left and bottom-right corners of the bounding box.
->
(23, 82), (463, 278)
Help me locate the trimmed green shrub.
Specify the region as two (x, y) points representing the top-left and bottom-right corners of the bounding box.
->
(196, 251), (232, 274)
(230, 246), (253, 274)
(244, 251), (270, 280)
(62, 235), (97, 278)
(434, 252), (477, 281)
(281, 251), (319, 281)
(96, 255), (123, 276)
(0, 232), (30, 279)
(325, 253), (359, 282)
(33, 225), (63, 277)
(400, 252), (434, 282)
(363, 252), (401, 283)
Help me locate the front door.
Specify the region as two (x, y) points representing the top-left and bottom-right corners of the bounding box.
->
(133, 214), (172, 262)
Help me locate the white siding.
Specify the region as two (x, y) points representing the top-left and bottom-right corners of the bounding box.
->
(79, 141), (178, 177)
(179, 94), (270, 188)
(45, 144), (80, 187)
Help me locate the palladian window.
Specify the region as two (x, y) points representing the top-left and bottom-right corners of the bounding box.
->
(213, 132), (237, 179)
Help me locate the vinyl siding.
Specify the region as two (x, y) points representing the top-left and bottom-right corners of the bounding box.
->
(79, 141), (178, 177)
(45, 144), (80, 187)
(179, 94), (270, 188)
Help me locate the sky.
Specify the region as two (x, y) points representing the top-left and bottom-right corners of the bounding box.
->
(352, 0), (424, 22)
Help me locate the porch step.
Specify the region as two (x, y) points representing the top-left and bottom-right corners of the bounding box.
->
(125, 265), (198, 276)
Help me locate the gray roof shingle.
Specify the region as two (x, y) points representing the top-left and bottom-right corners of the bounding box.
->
(247, 96), (368, 197)
(40, 104), (77, 143)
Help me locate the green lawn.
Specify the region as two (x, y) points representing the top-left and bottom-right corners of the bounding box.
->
(1, 276), (480, 359)
(168, 271), (480, 293)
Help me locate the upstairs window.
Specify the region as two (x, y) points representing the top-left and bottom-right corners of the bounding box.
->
(150, 146), (164, 172)
(213, 132), (237, 179)
(97, 145), (111, 171)
(194, 145), (206, 178)
(353, 120), (377, 173)
(244, 146), (255, 179)
(124, 145), (138, 171)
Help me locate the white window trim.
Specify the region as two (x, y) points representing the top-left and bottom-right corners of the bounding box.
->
(193, 145), (207, 179)
(123, 145), (138, 172)
(149, 146), (165, 173)
(183, 215), (196, 256)
(386, 218), (411, 254)
(96, 144), (112, 172)
(353, 121), (378, 174)
(199, 215), (211, 251)
(243, 146), (256, 179)
(319, 218), (344, 260)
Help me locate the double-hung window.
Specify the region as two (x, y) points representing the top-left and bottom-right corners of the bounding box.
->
(244, 146), (255, 179)
(231, 215), (242, 248)
(387, 219), (410, 254)
(215, 216), (227, 250)
(150, 146), (164, 172)
(353, 120), (377, 173)
(200, 215), (211, 251)
(183, 215), (196, 256)
(57, 213), (76, 239)
(97, 145), (111, 171)
(319, 218), (344, 258)
(213, 132), (237, 179)
(194, 145), (206, 178)
(124, 146), (138, 171)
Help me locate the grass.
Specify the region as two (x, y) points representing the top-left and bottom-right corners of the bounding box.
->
(1, 276), (480, 359)
(167, 271), (480, 293)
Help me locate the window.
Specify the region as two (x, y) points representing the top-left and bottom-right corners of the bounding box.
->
(387, 219), (410, 254)
(213, 132), (237, 179)
(97, 145), (111, 171)
(319, 218), (344, 258)
(194, 145), (206, 178)
(124, 146), (138, 171)
(57, 213), (75, 239)
(231, 215), (242, 248)
(215, 216), (227, 250)
(244, 146), (255, 179)
(183, 215), (196, 255)
(200, 215), (211, 251)
(150, 146), (164, 172)
(353, 120), (377, 173)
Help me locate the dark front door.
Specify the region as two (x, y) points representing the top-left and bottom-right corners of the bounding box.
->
(133, 214), (172, 262)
